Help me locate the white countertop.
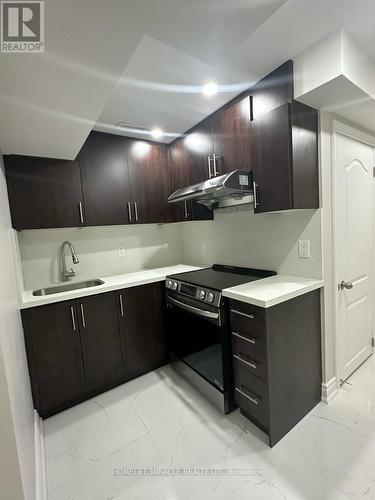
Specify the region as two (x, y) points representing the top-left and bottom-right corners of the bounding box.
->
(222, 274), (324, 308)
(20, 264), (202, 309)
(21, 266), (324, 310)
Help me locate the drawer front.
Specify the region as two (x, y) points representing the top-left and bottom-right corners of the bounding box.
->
(229, 300), (266, 347)
(231, 335), (267, 381)
(234, 362), (269, 428)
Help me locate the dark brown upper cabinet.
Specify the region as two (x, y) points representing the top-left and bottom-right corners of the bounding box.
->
(185, 117), (214, 184)
(116, 282), (167, 378)
(127, 139), (170, 224)
(213, 96), (251, 175)
(5, 156), (85, 230)
(22, 300), (86, 415)
(79, 132), (131, 226)
(251, 60), (294, 120)
(77, 292), (124, 392)
(168, 136), (213, 222)
(251, 100), (318, 214)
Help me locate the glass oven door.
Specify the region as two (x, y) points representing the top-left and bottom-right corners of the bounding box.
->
(166, 293), (225, 392)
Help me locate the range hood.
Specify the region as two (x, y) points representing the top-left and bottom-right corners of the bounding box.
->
(168, 170), (253, 209)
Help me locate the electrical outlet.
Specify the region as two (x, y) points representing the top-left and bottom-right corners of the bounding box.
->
(118, 246), (126, 257)
(298, 240), (311, 259)
(201, 241), (208, 257)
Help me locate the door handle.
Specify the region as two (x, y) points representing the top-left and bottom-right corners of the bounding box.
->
(184, 200), (189, 220)
(134, 202), (139, 222)
(253, 181), (259, 208)
(119, 294), (124, 317)
(127, 202), (133, 222)
(340, 281), (353, 290)
(207, 156), (213, 178)
(78, 202), (85, 224)
(70, 306), (76, 331)
(80, 303), (86, 327)
(212, 153), (222, 176)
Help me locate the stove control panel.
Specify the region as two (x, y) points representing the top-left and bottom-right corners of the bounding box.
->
(165, 277), (221, 308)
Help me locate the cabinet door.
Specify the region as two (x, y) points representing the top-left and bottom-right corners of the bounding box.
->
(185, 118), (214, 184)
(5, 156), (84, 230)
(79, 132), (131, 226)
(78, 293), (123, 391)
(251, 60), (294, 120)
(168, 137), (190, 222)
(213, 96), (251, 175)
(117, 282), (167, 377)
(22, 301), (86, 414)
(251, 103), (293, 213)
(127, 140), (170, 224)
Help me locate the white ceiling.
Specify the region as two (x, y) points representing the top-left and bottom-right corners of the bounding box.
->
(2, 0), (375, 157)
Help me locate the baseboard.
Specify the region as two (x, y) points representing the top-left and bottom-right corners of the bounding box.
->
(321, 377), (339, 403)
(34, 410), (47, 500)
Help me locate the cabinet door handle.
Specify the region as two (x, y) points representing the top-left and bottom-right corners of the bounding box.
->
(253, 181), (259, 208)
(233, 354), (257, 370)
(212, 153), (222, 176)
(80, 303), (86, 328)
(231, 309), (255, 319)
(184, 200), (189, 220)
(78, 202), (84, 224)
(134, 202), (139, 222)
(232, 332), (256, 344)
(235, 387), (258, 405)
(70, 306), (76, 331)
(119, 294), (124, 316)
(207, 156), (213, 178)
(127, 202), (133, 222)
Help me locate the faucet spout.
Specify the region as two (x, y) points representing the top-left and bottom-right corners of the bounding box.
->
(60, 241), (79, 281)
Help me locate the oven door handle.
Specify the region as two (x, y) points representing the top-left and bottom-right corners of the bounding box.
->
(167, 296), (219, 321)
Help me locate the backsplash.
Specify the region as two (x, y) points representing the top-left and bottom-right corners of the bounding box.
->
(180, 207), (322, 279)
(18, 223), (183, 290)
(17, 207), (322, 291)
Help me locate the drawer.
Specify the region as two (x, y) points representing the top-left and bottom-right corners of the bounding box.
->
(234, 363), (269, 429)
(231, 335), (267, 380)
(229, 300), (266, 344)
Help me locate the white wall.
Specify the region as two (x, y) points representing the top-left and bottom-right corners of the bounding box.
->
(180, 207), (322, 279)
(18, 223), (183, 290)
(0, 155), (36, 499)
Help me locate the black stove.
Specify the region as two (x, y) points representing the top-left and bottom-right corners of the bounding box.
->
(165, 264), (276, 414)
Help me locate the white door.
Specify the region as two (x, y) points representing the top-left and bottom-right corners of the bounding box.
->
(334, 128), (374, 382)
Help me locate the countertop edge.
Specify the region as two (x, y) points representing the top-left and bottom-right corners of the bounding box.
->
(222, 278), (324, 308)
(20, 265), (203, 310)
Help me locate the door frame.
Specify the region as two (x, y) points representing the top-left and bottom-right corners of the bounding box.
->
(332, 119), (375, 385)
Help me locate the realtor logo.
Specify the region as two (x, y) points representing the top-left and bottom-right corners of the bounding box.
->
(1, 1), (44, 53)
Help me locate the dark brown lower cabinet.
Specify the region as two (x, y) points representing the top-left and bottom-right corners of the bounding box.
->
(21, 283), (167, 418)
(22, 300), (87, 416)
(117, 282), (167, 377)
(77, 293), (123, 392)
(229, 290), (321, 446)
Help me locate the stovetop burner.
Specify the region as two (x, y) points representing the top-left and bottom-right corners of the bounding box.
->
(168, 264), (276, 291)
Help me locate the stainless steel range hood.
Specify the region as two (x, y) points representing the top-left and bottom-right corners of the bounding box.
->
(167, 170), (253, 208)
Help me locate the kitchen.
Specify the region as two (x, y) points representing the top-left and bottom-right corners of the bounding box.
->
(1, 2), (375, 500)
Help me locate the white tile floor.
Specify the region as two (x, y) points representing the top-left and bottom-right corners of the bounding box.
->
(44, 356), (375, 500)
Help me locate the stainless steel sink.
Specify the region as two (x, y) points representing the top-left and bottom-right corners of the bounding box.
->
(32, 279), (105, 296)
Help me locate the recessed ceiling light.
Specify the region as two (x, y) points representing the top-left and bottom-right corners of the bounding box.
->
(202, 82), (218, 96)
(151, 128), (163, 139)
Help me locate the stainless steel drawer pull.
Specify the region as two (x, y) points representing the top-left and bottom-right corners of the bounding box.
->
(232, 332), (256, 344)
(70, 306), (76, 331)
(78, 202), (84, 224)
(119, 294), (124, 317)
(231, 309), (255, 319)
(235, 387), (258, 405)
(184, 200), (189, 220)
(80, 303), (86, 328)
(207, 156), (213, 178)
(127, 202), (133, 222)
(253, 181), (259, 208)
(233, 354), (257, 369)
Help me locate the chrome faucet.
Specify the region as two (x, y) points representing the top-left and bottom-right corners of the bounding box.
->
(60, 241), (79, 281)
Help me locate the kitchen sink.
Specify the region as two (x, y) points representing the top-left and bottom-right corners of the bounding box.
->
(32, 279), (105, 296)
